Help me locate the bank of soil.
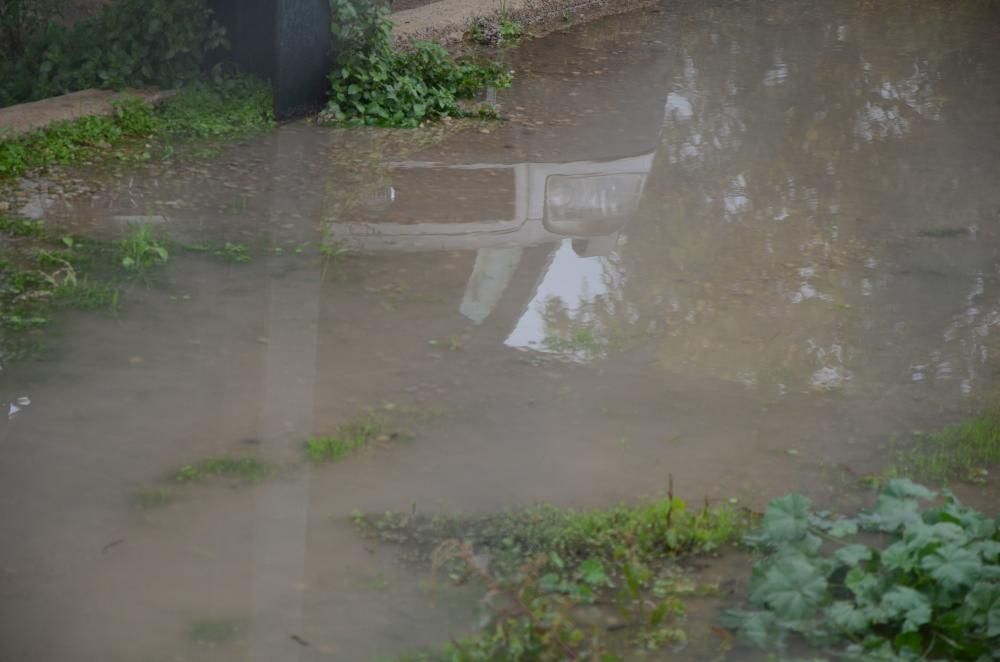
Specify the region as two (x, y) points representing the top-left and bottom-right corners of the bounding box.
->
(392, 0), (658, 45)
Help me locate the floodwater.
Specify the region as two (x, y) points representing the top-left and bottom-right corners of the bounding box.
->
(2, 0), (999, 659)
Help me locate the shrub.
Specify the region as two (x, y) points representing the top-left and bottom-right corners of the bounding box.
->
(1, 0), (228, 107)
(322, 0), (511, 127)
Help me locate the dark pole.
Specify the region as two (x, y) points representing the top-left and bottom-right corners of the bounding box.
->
(210, 0), (333, 119)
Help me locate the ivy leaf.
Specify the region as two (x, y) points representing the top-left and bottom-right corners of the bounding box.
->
(834, 544), (873, 567)
(920, 545), (982, 591)
(880, 541), (919, 572)
(876, 586), (932, 632)
(750, 555), (828, 621)
(962, 582), (1000, 637)
(845, 568), (885, 607)
(827, 601), (871, 634)
(868, 493), (922, 532)
(970, 539), (1000, 563)
(761, 493), (812, 542)
(719, 609), (786, 650)
(577, 558), (608, 587)
(883, 479), (936, 501)
(828, 519), (859, 538)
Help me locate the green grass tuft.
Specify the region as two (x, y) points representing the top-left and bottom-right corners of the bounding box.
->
(1, 75), (274, 180)
(174, 456), (273, 483)
(305, 415), (385, 463)
(887, 411), (1000, 483)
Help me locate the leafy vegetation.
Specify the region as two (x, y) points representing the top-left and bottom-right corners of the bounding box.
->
(174, 456), (272, 483)
(469, 5), (524, 47)
(322, 0), (511, 127)
(1, 76), (273, 179)
(358, 488), (751, 659)
(118, 223), (169, 274)
(722, 480), (1000, 660)
(154, 75), (275, 138)
(0, 0), (227, 107)
(0, 0), (65, 61)
(877, 412), (1000, 485)
(305, 414), (386, 463)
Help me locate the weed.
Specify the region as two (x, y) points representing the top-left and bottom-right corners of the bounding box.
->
(0, 217), (47, 238)
(722, 480), (1000, 660)
(372, 483), (745, 660)
(118, 223), (169, 274)
(322, 0), (511, 127)
(214, 242), (251, 264)
(156, 75), (275, 138)
(470, 5), (523, 47)
(174, 456), (272, 483)
(54, 278), (119, 311)
(189, 618), (241, 644)
(133, 487), (172, 510)
(305, 414), (386, 463)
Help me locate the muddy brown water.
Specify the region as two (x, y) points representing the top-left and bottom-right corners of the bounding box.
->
(2, 0), (999, 660)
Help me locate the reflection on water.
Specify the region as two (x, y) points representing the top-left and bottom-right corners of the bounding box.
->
(2, 1), (999, 660)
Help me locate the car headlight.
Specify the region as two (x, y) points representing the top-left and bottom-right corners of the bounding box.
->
(543, 173), (646, 236)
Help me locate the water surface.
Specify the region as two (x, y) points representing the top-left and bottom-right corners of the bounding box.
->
(2, 1), (999, 659)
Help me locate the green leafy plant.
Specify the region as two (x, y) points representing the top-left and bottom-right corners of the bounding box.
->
(1, 0), (228, 107)
(722, 479), (1000, 660)
(155, 74), (274, 138)
(0, 0), (65, 60)
(322, 0), (511, 127)
(118, 223), (168, 274)
(214, 242), (251, 263)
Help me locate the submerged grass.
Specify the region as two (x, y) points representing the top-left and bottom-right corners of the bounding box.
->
(880, 410), (1000, 484)
(174, 456), (273, 483)
(133, 487), (172, 510)
(189, 618), (242, 644)
(305, 414), (385, 463)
